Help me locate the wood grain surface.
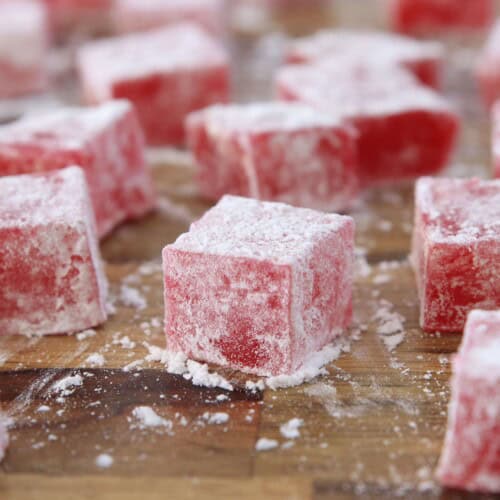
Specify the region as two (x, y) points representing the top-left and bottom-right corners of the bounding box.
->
(0, 1), (498, 499)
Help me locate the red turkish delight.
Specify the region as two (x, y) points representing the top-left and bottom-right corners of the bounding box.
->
(389, 0), (494, 34)
(0, 0), (50, 99)
(286, 30), (444, 89)
(492, 102), (500, 178)
(437, 309), (500, 493)
(411, 177), (500, 333)
(276, 62), (459, 187)
(186, 102), (359, 211)
(163, 195), (354, 377)
(0, 100), (155, 239)
(0, 167), (108, 336)
(112, 0), (224, 36)
(78, 24), (230, 145)
(477, 21), (500, 110)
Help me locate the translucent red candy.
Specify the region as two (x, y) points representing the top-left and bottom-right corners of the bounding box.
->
(389, 0), (493, 34)
(0, 100), (155, 238)
(0, 167), (108, 336)
(276, 62), (459, 187)
(112, 0), (224, 36)
(78, 24), (230, 146)
(163, 195), (354, 377)
(0, 1), (49, 99)
(412, 177), (500, 333)
(437, 310), (500, 493)
(186, 102), (359, 212)
(286, 30), (444, 89)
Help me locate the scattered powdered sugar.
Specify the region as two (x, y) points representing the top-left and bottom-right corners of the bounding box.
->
(265, 338), (350, 390)
(202, 412), (230, 425)
(119, 285), (147, 310)
(255, 438), (279, 452)
(373, 300), (406, 352)
(131, 406), (172, 430)
(95, 453), (114, 468)
(245, 380), (266, 392)
(85, 353), (105, 367)
(75, 329), (97, 341)
(280, 418), (303, 439)
(50, 374), (83, 397)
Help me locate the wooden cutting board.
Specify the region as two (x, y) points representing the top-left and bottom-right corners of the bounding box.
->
(0, 2), (496, 499)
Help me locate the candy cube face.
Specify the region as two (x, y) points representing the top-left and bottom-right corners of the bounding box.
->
(112, 0), (224, 36)
(478, 23), (500, 110)
(286, 30), (444, 89)
(163, 196), (354, 376)
(0, 167), (108, 337)
(0, 1), (49, 99)
(411, 178), (500, 333)
(186, 103), (359, 212)
(276, 63), (459, 187)
(437, 310), (500, 493)
(0, 100), (155, 238)
(78, 24), (230, 145)
(389, 0), (494, 34)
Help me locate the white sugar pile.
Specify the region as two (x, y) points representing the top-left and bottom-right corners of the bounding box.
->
(280, 418), (303, 439)
(50, 374), (83, 397)
(255, 438), (279, 452)
(131, 406), (172, 430)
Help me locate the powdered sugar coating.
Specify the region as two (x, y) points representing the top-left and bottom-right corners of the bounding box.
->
(0, 100), (155, 238)
(112, 0), (224, 35)
(411, 178), (500, 332)
(0, 167), (108, 336)
(287, 29), (443, 88)
(186, 102), (359, 211)
(163, 195), (354, 376)
(437, 309), (500, 493)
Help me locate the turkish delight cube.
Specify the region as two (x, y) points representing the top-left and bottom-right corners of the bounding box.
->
(112, 0), (224, 36)
(388, 0), (494, 34)
(493, 103), (500, 179)
(163, 195), (355, 377)
(0, 167), (108, 336)
(276, 62), (459, 187)
(477, 21), (500, 110)
(437, 309), (500, 493)
(286, 30), (444, 89)
(0, 100), (155, 239)
(186, 102), (359, 212)
(0, 0), (50, 99)
(411, 177), (500, 333)
(77, 24), (230, 145)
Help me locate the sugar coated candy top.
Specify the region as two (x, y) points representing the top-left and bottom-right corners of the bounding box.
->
(0, 0), (48, 66)
(172, 195), (351, 264)
(78, 23), (227, 87)
(0, 166), (92, 229)
(287, 29), (443, 65)
(191, 102), (346, 135)
(116, 0), (222, 13)
(0, 100), (132, 151)
(277, 62), (452, 118)
(416, 177), (500, 244)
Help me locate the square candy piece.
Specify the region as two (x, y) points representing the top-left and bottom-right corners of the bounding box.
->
(0, 100), (155, 238)
(112, 0), (224, 36)
(78, 24), (230, 145)
(163, 195), (354, 377)
(411, 178), (500, 333)
(186, 102), (359, 212)
(492, 102), (500, 178)
(0, 167), (108, 336)
(0, 1), (49, 99)
(437, 310), (500, 493)
(389, 0), (494, 34)
(286, 30), (444, 89)
(477, 22), (500, 110)
(276, 63), (459, 187)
